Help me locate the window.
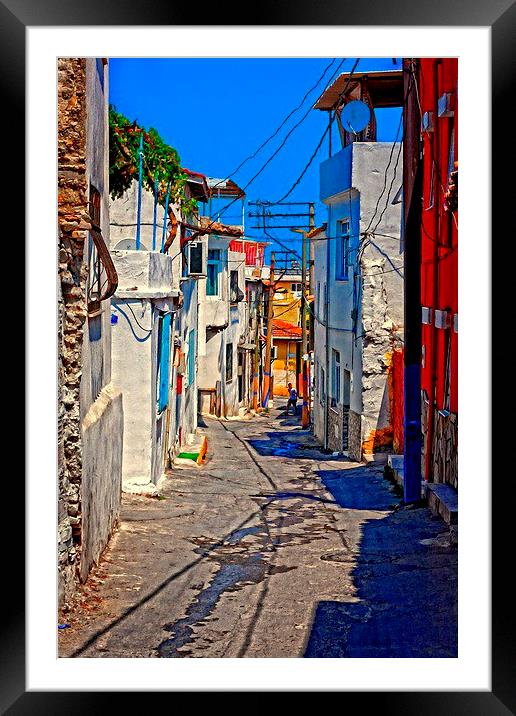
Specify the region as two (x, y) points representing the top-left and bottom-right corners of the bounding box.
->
(230, 270), (243, 303)
(188, 241), (205, 275)
(156, 312), (172, 412)
(187, 329), (196, 386)
(320, 366), (325, 406)
(336, 220), (350, 280)
(226, 342), (233, 383)
(291, 283), (302, 293)
(331, 349), (341, 407)
(207, 249), (221, 296)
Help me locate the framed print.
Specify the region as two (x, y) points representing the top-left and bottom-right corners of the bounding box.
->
(3, 0), (509, 710)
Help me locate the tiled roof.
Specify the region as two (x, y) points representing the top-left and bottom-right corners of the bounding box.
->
(199, 216), (244, 238)
(271, 319), (302, 339)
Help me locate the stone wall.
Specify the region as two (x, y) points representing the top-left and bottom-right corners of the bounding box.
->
(58, 275), (77, 604)
(58, 58), (89, 605)
(432, 411), (458, 489)
(58, 58), (124, 605)
(348, 410), (362, 462)
(327, 405), (343, 453)
(421, 390), (457, 488)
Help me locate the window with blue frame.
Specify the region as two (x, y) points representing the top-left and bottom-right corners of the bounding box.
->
(207, 249), (222, 296)
(156, 311), (171, 413)
(336, 219), (350, 280)
(187, 329), (196, 386)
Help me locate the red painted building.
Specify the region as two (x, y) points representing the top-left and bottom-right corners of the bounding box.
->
(229, 239), (266, 268)
(418, 58), (458, 487)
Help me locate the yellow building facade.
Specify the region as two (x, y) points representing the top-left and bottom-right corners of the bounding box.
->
(271, 276), (303, 397)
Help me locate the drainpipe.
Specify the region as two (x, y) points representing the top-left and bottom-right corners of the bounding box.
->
(135, 131), (144, 250)
(161, 181), (171, 253)
(403, 58), (423, 504)
(324, 204), (331, 450)
(152, 171), (159, 251)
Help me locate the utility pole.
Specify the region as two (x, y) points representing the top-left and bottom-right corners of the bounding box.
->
(250, 199), (317, 421)
(253, 290), (261, 412)
(307, 202), (315, 425)
(262, 252), (275, 409)
(308, 202), (315, 293)
(300, 231), (309, 427)
(292, 218), (313, 429)
(402, 58), (423, 504)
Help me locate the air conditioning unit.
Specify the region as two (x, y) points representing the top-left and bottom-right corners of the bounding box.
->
(421, 111), (435, 132)
(186, 238), (207, 277)
(437, 92), (455, 118)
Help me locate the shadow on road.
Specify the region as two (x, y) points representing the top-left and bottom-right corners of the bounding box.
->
(303, 465), (458, 658)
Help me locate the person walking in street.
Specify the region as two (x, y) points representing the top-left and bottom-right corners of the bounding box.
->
(286, 383), (298, 415)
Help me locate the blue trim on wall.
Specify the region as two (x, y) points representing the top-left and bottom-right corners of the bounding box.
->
(158, 312), (171, 412)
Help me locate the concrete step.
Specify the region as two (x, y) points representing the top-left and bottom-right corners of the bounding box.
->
(174, 434), (208, 466)
(426, 482), (458, 525)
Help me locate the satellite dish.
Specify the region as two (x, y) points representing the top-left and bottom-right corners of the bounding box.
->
(113, 238), (148, 251)
(340, 100), (371, 134)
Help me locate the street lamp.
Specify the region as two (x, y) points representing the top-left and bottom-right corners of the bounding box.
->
(290, 227), (310, 428)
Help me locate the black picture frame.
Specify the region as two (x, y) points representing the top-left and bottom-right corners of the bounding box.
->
(5, 0), (506, 710)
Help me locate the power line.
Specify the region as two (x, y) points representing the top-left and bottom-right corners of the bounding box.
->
(273, 124), (331, 205)
(363, 88), (406, 235)
(170, 58), (350, 259)
(269, 58), (361, 206)
(215, 57), (340, 185)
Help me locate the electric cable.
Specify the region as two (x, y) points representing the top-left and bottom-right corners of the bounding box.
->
(269, 58), (361, 206)
(212, 57), (340, 187)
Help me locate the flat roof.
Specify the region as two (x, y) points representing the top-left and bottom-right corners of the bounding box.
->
(314, 70), (404, 110)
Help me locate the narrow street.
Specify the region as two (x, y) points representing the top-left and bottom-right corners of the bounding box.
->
(59, 409), (457, 659)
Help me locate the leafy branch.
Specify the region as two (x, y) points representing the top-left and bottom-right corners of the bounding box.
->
(109, 106), (197, 213)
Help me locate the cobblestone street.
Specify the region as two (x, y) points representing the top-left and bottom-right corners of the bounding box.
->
(59, 408), (457, 659)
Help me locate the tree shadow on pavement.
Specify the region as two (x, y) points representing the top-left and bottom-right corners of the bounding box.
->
(303, 465), (458, 658)
(248, 431), (341, 461)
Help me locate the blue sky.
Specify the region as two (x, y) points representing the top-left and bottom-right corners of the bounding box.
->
(110, 57), (402, 259)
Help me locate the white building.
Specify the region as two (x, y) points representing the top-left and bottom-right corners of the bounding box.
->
(312, 69), (405, 462)
(313, 142), (404, 461)
(109, 176), (203, 493)
(197, 221), (250, 418)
